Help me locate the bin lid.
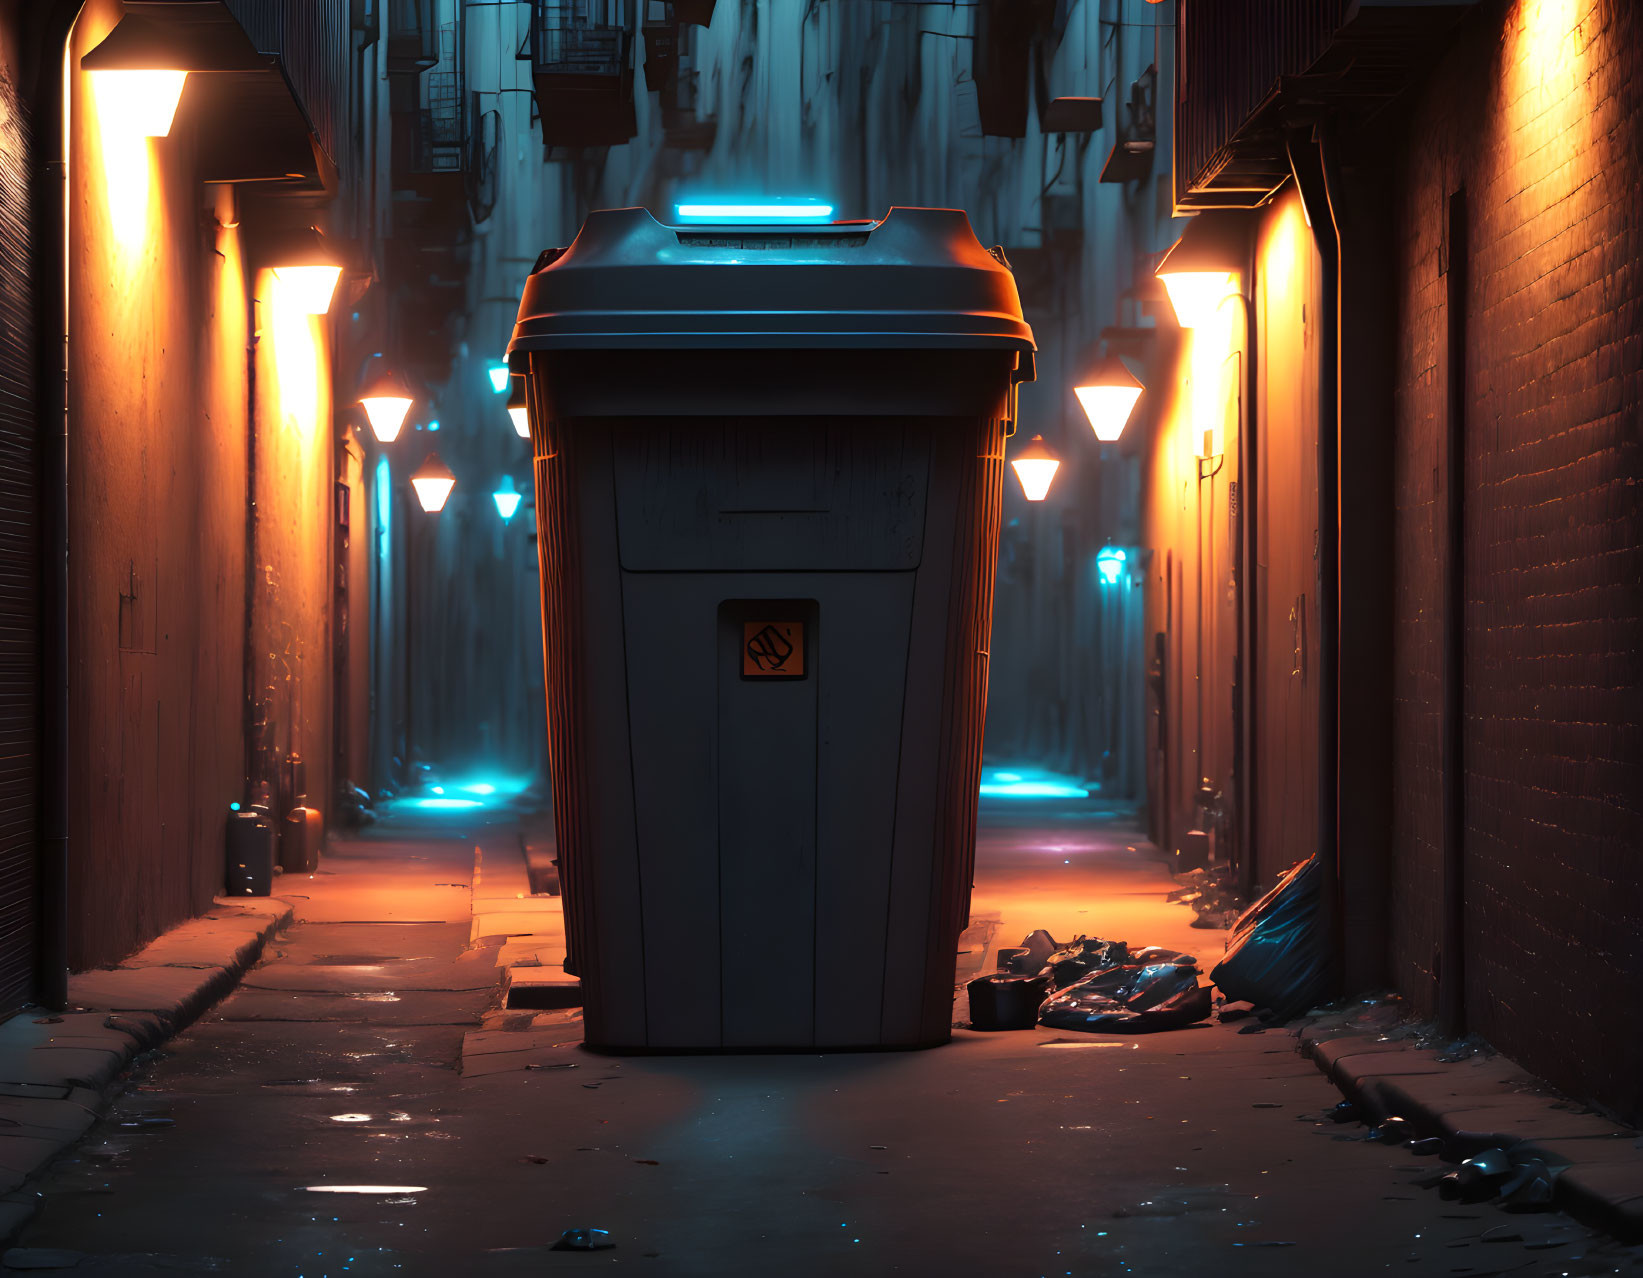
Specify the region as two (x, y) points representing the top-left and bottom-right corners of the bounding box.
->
(507, 207), (1036, 355)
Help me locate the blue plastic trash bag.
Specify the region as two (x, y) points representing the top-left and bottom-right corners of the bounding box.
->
(1209, 855), (1328, 1019)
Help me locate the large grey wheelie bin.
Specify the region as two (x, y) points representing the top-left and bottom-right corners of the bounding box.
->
(508, 206), (1036, 1050)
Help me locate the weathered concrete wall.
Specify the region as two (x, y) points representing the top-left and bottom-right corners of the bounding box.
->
(1391, 0), (1643, 1117)
(1139, 190), (1321, 880)
(66, 0), (342, 967)
(251, 265), (336, 831)
(66, 0), (250, 967)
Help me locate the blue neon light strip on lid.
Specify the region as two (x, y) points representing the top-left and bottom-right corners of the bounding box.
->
(674, 201), (835, 224)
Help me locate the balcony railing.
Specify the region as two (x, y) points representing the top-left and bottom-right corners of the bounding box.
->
(1175, 0), (1476, 210)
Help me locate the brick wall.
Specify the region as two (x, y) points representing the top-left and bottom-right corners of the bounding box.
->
(1391, 0), (1643, 1118)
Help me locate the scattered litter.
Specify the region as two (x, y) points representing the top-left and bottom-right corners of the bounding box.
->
(1407, 1137), (1444, 1156)
(1008, 929), (1060, 974)
(1367, 1116), (1414, 1145)
(985, 929), (1216, 1035)
(1496, 1157), (1561, 1210)
(1433, 1149), (1516, 1203)
(1330, 1101), (1360, 1124)
(966, 972), (1049, 1031)
(1210, 855), (1329, 1020)
(552, 1229), (614, 1252)
(524, 1062), (578, 1071)
(116, 1117), (175, 1131)
(1038, 954), (1212, 1034)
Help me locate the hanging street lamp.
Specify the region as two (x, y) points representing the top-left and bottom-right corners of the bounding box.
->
(492, 475), (523, 520)
(1073, 353), (1145, 442)
(1155, 215), (1247, 328)
(357, 360), (415, 444)
(410, 452), (457, 513)
(1009, 434), (1061, 502)
(264, 226), (344, 316)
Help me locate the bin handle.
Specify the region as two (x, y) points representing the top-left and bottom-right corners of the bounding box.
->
(1003, 351), (1035, 438)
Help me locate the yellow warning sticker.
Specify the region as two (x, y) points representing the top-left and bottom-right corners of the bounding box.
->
(742, 621), (805, 678)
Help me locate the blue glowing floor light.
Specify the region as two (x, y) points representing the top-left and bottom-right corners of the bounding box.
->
(978, 766), (1090, 798)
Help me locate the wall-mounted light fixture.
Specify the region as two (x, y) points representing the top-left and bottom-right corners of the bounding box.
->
(411, 452), (456, 513)
(1156, 215), (1247, 328)
(1095, 545), (1128, 586)
(507, 376), (529, 439)
(1073, 354), (1145, 442)
(85, 68), (188, 137)
(358, 360), (415, 444)
(492, 475), (523, 521)
(80, 5), (275, 138)
(1009, 434), (1061, 502)
(264, 226), (343, 316)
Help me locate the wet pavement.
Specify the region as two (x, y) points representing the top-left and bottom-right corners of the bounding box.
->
(9, 792), (1643, 1277)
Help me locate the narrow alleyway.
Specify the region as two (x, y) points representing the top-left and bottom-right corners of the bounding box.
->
(8, 795), (1640, 1277)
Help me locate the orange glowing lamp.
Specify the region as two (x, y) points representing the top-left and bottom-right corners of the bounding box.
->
(87, 69), (188, 137)
(265, 226), (344, 316)
(1156, 215), (1246, 328)
(358, 363), (415, 444)
(1010, 434), (1061, 502)
(1073, 355), (1144, 442)
(411, 452), (457, 513)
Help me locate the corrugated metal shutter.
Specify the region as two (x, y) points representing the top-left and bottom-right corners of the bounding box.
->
(0, 66), (38, 1008)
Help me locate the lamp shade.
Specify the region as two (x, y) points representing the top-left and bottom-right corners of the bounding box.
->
(1073, 354), (1144, 442)
(264, 227), (343, 315)
(492, 474), (523, 520)
(358, 362), (415, 443)
(1156, 215), (1246, 328)
(411, 452), (456, 513)
(507, 376), (529, 439)
(80, 4), (275, 139)
(1009, 434), (1061, 502)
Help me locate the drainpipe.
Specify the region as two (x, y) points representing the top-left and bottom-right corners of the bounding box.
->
(1439, 189), (1468, 1037)
(1286, 123), (1342, 997)
(244, 299), (262, 808)
(32, 0), (87, 1012)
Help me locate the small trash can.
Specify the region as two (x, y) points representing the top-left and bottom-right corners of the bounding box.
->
(509, 206), (1035, 1051)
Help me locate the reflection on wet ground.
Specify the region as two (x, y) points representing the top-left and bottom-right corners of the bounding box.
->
(6, 807), (1643, 1277)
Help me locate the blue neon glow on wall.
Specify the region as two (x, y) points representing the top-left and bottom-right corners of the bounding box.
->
(374, 455), (392, 560)
(674, 201), (835, 224)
